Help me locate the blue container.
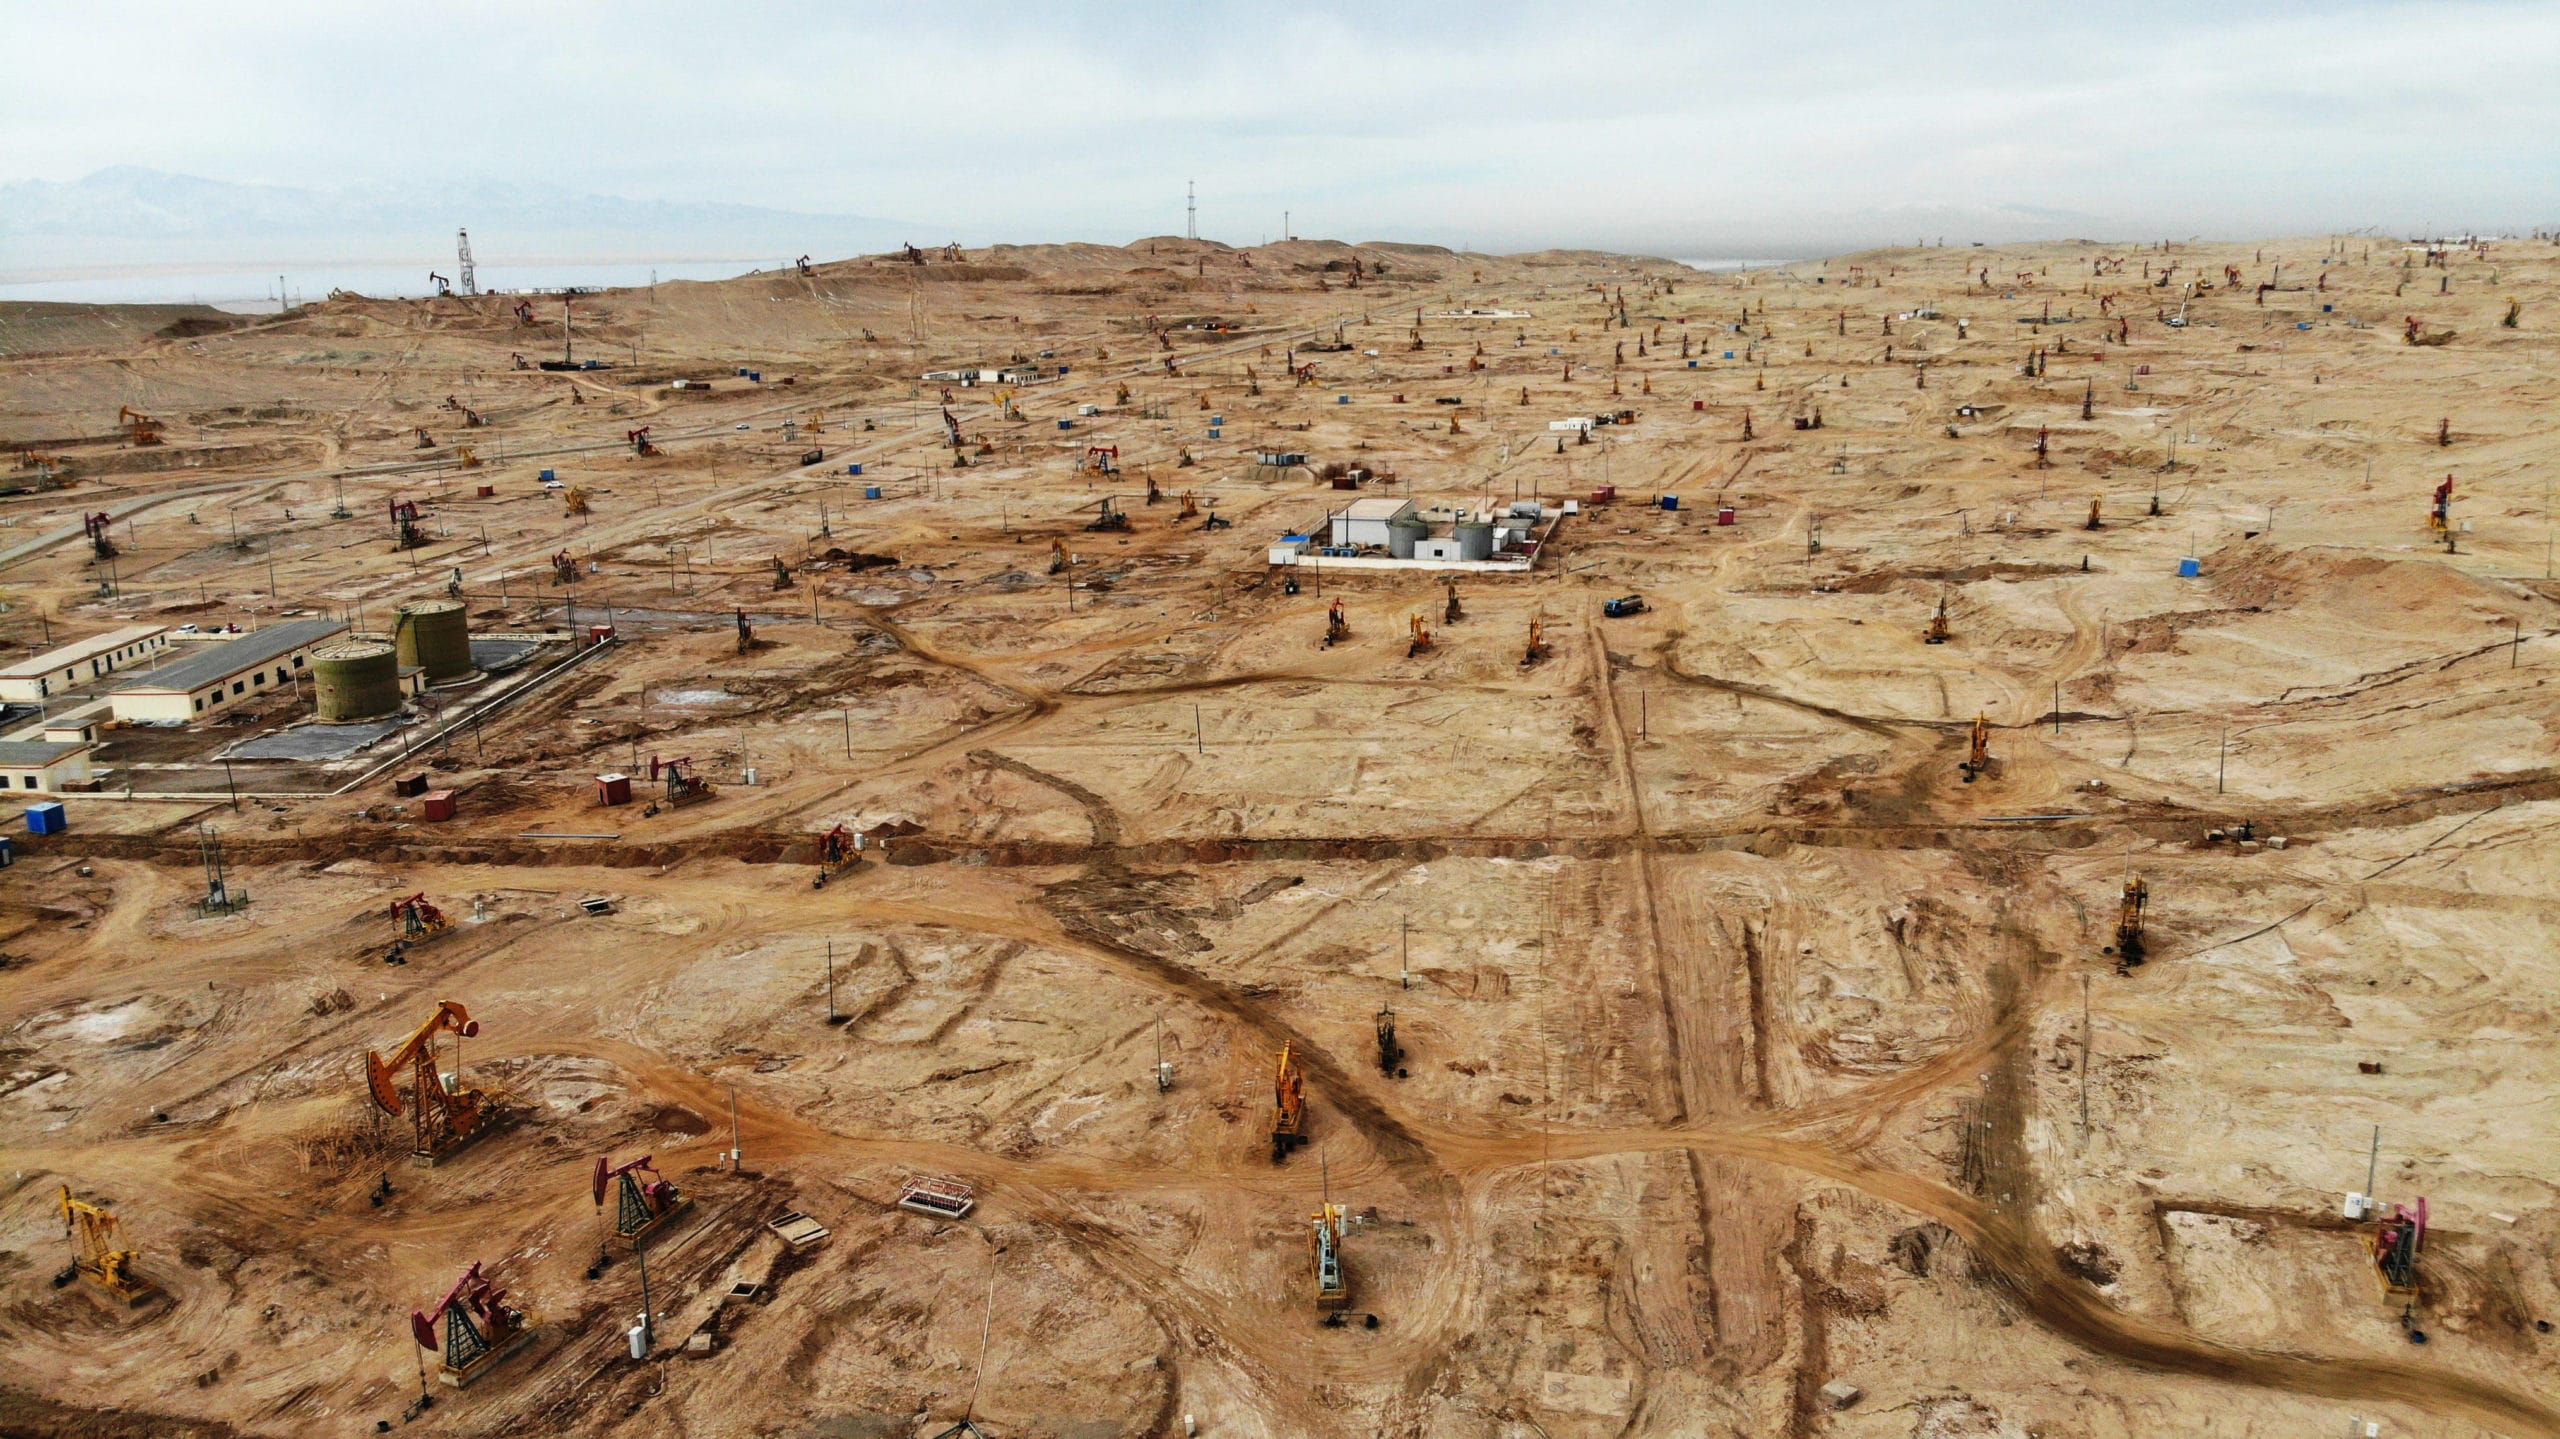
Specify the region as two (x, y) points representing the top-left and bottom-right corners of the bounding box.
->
(1337, 395), (1351, 404)
(539, 468), (557, 481)
(1057, 419), (1074, 431)
(1057, 365), (1070, 375)
(864, 485), (882, 500)
(0, 835), (14, 867)
(1210, 415), (1224, 426)
(1208, 427), (1221, 439)
(1723, 350), (1735, 359)
(2296, 322), (2312, 330)
(2323, 303), (2334, 312)
(736, 367), (750, 376)
(2177, 557), (2202, 577)
(1659, 495), (1680, 511)
(25, 801), (66, 835)
(1687, 359), (1699, 368)
(845, 463), (864, 476)
(748, 371), (761, 382)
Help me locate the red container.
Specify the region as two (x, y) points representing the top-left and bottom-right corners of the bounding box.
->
(1716, 506), (1737, 526)
(475, 485), (496, 498)
(421, 790), (458, 821)
(596, 773), (632, 806)
(1692, 400), (1705, 411)
(1591, 486), (1616, 504)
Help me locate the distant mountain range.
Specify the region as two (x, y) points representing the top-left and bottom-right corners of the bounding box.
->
(0, 167), (932, 272)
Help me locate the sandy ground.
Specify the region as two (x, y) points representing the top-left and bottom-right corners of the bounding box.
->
(1, 234), (2556, 1438)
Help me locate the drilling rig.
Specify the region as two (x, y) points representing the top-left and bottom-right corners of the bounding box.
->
(366, 999), (493, 1163)
(1270, 1042), (1308, 1163)
(412, 1260), (534, 1387)
(1521, 618), (1551, 667)
(55, 1185), (156, 1304)
(1322, 598), (1350, 648)
(2428, 474), (2454, 533)
(1444, 580), (1463, 625)
(1924, 594), (1951, 644)
(1407, 613), (1434, 657)
(1375, 1005), (1405, 1076)
(593, 1153), (691, 1246)
(562, 486), (590, 517)
(735, 608), (757, 655)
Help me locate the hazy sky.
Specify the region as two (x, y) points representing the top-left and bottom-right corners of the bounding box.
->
(11, 0), (2559, 252)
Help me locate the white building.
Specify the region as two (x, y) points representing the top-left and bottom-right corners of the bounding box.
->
(0, 624), (172, 702)
(0, 740), (95, 793)
(1327, 498), (1417, 550)
(107, 619), (347, 725)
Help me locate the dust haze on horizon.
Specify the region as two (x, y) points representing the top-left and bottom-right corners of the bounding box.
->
(9, 0), (2560, 260)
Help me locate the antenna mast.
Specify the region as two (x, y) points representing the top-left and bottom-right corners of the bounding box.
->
(456, 229), (477, 296)
(1187, 181), (1197, 241)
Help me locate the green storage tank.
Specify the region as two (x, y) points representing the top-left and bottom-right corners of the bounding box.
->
(394, 599), (473, 684)
(311, 640), (402, 722)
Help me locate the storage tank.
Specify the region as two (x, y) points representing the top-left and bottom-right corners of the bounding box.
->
(1386, 518), (1427, 559)
(394, 600), (473, 683)
(312, 640), (402, 722)
(1454, 521), (1494, 561)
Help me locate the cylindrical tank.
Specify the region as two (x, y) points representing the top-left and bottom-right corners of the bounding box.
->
(394, 599), (472, 683)
(1386, 518), (1427, 559)
(1454, 521), (1494, 561)
(311, 640), (401, 722)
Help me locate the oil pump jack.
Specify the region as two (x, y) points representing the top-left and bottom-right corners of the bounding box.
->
(390, 498), (427, 551)
(650, 754), (714, 807)
(1270, 1042), (1309, 1163)
(55, 1185), (156, 1304)
(593, 1153), (691, 1246)
(83, 511), (117, 561)
(366, 999), (494, 1163)
(1958, 712), (1992, 782)
(1521, 617), (1552, 667)
(386, 893), (451, 963)
(812, 824), (860, 888)
(2107, 875), (2149, 970)
(412, 1260), (533, 1386)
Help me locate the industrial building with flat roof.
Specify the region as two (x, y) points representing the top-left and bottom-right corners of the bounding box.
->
(0, 624), (171, 702)
(0, 740), (95, 793)
(107, 619), (348, 725)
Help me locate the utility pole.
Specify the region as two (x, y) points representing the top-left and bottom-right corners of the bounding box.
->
(2218, 726), (2229, 793)
(1401, 914), (1410, 990)
(1186, 181), (1197, 242)
(726, 1084), (742, 1171)
(824, 940), (841, 1024)
(1195, 703), (1204, 755)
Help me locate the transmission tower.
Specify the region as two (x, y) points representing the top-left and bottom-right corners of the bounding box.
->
(456, 228), (477, 297)
(1186, 182), (1196, 241)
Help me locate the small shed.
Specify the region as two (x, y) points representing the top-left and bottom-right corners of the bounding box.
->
(25, 801), (67, 835)
(596, 773), (633, 806)
(421, 790), (458, 822)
